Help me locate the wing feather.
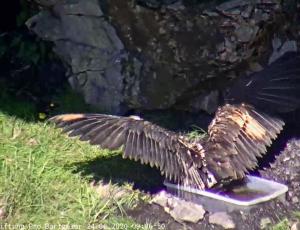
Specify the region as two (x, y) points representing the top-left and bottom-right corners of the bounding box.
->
(101, 123), (126, 149)
(50, 114), (206, 189)
(204, 104), (284, 181)
(64, 119), (99, 134)
(141, 132), (148, 164)
(80, 119), (115, 141)
(89, 124), (114, 145)
(106, 126), (126, 150)
(152, 138), (160, 168)
(124, 130), (134, 159)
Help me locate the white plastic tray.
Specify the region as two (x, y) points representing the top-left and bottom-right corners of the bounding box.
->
(164, 176), (288, 212)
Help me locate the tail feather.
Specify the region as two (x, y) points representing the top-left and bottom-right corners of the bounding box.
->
(226, 52), (300, 113)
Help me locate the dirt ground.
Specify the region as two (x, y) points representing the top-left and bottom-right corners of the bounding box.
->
(127, 125), (300, 230)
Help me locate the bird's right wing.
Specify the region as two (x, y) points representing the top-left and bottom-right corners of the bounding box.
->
(204, 103), (284, 182)
(50, 114), (207, 189)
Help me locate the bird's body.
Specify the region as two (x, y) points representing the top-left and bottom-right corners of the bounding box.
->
(50, 52), (300, 190)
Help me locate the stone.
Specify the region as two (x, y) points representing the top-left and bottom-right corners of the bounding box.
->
(234, 24), (259, 43)
(151, 191), (170, 207)
(291, 221), (300, 230)
(260, 217), (272, 229)
(152, 191), (205, 223)
(26, 0), (128, 114)
(209, 212), (235, 229)
(169, 201), (205, 223)
(292, 196), (299, 204)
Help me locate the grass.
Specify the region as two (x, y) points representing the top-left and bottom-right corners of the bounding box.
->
(272, 212), (300, 230)
(0, 90), (158, 228)
(0, 113), (140, 225)
(273, 219), (290, 230)
(186, 125), (207, 141)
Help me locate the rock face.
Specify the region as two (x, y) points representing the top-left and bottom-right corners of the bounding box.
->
(26, 0), (299, 114)
(27, 0), (127, 114)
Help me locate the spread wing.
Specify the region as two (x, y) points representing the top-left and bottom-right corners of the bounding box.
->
(49, 114), (207, 189)
(226, 52), (300, 113)
(204, 104), (284, 182)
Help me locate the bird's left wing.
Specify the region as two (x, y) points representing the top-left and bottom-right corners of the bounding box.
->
(203, 103), (284, 183)
(50, 113), (208, 189)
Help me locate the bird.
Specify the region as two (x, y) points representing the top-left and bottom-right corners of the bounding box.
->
(50, 52), (300, 190)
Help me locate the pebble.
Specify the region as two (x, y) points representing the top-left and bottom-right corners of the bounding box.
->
(291, 221), (300, 230)
(152, 191), (205, 223)
(260, 217), (272, 229)
(151, 190), (169, 207)
(209, 212), (235, 229)
(292, 197), (299, 204)
(169, 201), (205, 223)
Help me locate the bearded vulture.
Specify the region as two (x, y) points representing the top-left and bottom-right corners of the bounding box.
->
(50, 52), (300, 190)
